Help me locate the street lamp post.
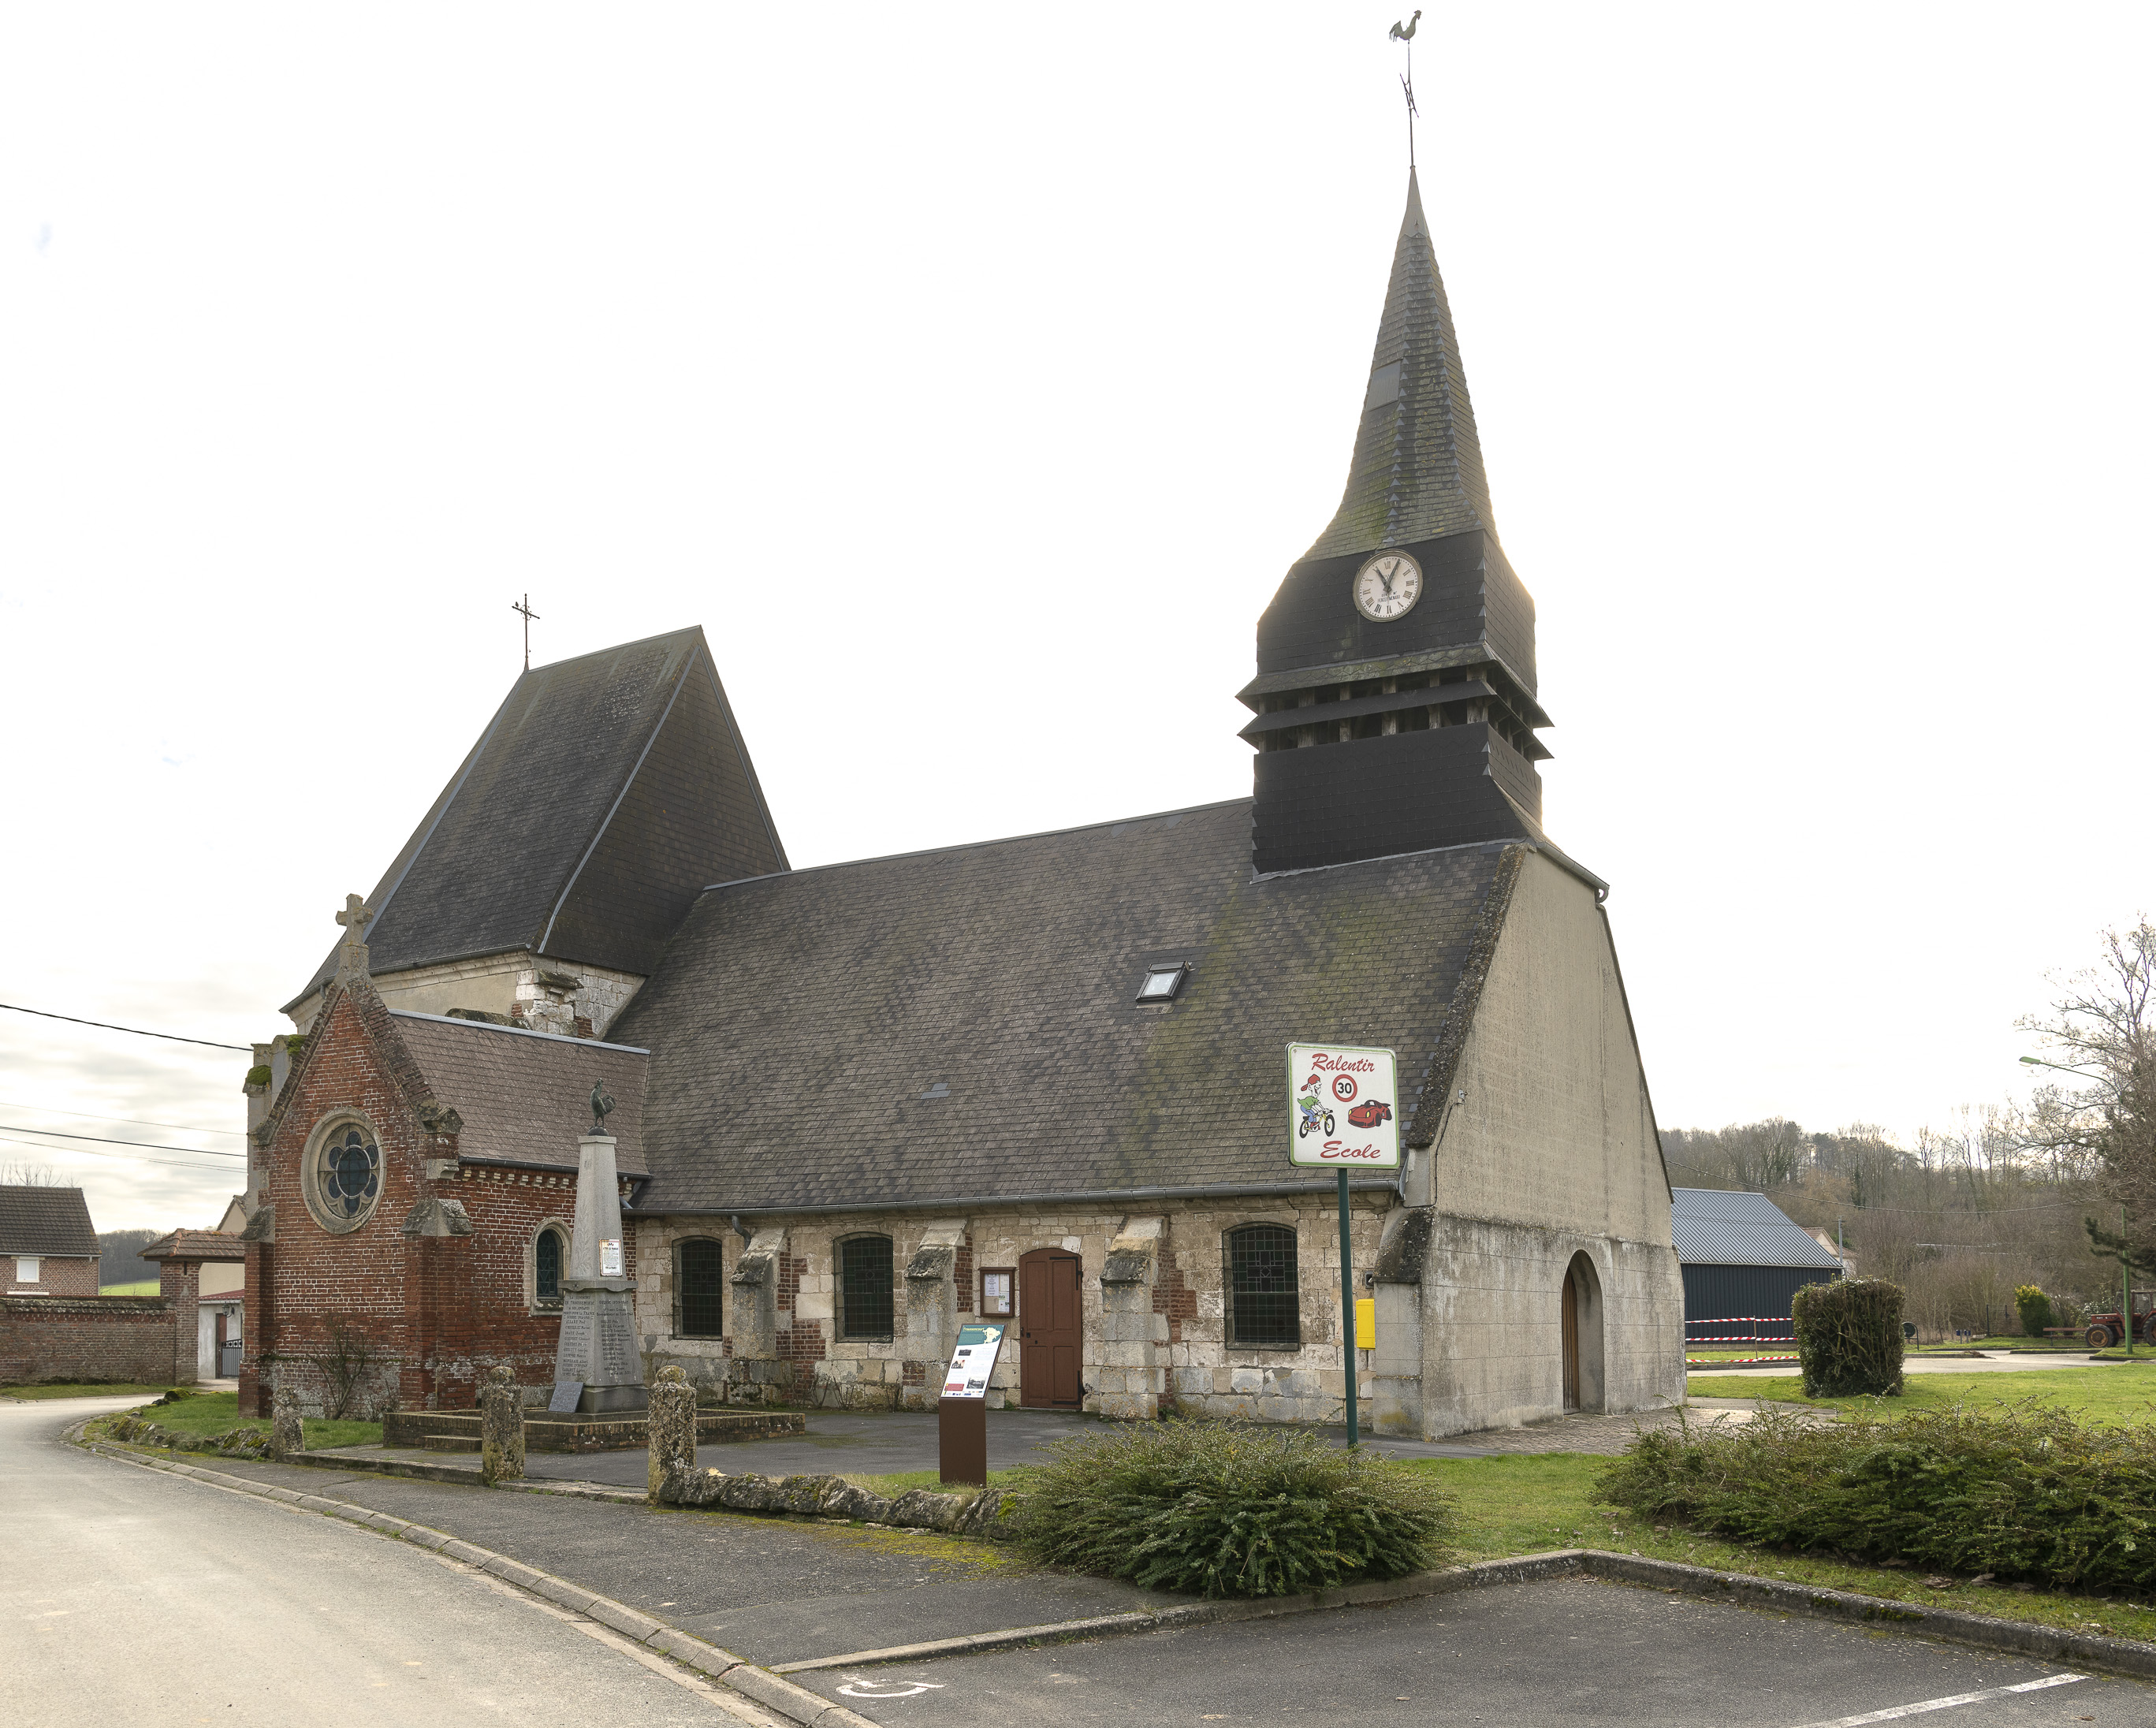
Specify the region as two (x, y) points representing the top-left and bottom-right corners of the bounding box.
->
(2020, 1055), (2132, 1356)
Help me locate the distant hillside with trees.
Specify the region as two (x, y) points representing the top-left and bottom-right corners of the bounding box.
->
(1663, 920), (2156, 1340)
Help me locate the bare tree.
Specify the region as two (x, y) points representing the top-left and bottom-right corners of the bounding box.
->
(307, 1320), (380, 1421)
(0, 1161), (61, 1186)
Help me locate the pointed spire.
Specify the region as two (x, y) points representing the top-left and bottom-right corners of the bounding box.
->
(1304, 169), (1497, 561)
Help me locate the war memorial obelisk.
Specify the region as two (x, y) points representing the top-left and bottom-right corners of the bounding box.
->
(552, 1084), (647, 1413)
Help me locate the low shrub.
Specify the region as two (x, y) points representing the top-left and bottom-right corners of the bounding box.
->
(2015, 1284), (2054, 1337)
(1794, 1278), (1905, 1397)
(1598, 1400), (2156, 1591)
(1018, 1419), (1456, 1598)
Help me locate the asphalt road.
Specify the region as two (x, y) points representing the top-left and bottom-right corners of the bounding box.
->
(0, 1398), (779, 1728)
(799, 1577), (2156, 1726)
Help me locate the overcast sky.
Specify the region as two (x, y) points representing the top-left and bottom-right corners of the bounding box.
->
(2, 6), (2150, 1235)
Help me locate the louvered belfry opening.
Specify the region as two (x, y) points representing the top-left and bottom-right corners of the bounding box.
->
(1242, 171), (1557, 876)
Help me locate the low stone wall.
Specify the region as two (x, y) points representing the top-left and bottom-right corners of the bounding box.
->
(657, 1465), (1024, 1541)
(0, 1295), (183, 1387)
(381, 1406), (804, 1454)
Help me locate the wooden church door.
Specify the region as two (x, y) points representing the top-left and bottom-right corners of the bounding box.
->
(1018, 1249), (1083, 1408)
(1561, 1266), (1581, 1412)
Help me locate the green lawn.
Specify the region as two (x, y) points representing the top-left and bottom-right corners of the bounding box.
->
(1686, 1365), (2156, 1420)
(840, 1467), (1042, 1500)
(1400, 1451), (2156, 1646)
(2, 1382), (177, 1400)
(97, 1391), (381, 1451)
(98, 1280), (159, 1296)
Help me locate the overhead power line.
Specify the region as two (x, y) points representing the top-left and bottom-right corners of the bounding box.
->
(0, 1123), (246, 1159)
(0, 1132), (248, 1175)
(0, 1099), (243, 1138)
(0, 1002), (251, 1052)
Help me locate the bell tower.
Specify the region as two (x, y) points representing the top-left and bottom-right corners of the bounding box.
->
(1244, 170), (1551, 875)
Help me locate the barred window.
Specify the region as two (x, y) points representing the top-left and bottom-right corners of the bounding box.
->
(678, 1238), (724, 1338)
(534, 1227), (564, 1307)
(840, 1235), (895, 1339)
(1227, 1224), (1300, 1346)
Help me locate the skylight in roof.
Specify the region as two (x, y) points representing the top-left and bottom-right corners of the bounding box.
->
(1137, 963), (1187, 1004)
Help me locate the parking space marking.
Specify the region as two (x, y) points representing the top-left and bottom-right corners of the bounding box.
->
(1791, 1672), (2087, 1727)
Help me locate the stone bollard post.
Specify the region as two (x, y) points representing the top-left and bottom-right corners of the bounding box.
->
(647, 1365), (697, 1503)
(270, 1387), (303, 1460)
(478, 1365), (525, 1485)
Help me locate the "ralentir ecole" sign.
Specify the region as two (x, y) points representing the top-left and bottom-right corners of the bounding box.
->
(1286, 1043), (1401, 1169)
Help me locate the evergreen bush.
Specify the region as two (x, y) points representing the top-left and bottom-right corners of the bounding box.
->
(1018, 1419), (1456, 1598)
(1793, 1277), (1905, 1396)
(1599, 1401), (2156, 1591)
(2014, 1284), (2054, 1338)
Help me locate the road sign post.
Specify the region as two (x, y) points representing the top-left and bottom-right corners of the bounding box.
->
(1287, 1043), (1400, 1450)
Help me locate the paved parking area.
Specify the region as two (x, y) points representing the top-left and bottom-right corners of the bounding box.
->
(797, 1574), (2154, 1726)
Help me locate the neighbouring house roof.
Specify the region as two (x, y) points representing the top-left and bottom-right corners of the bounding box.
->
(613, 799), (1526, 1212)
(0, 1186), (99, 1258)
(388, 1011), (649, 1177)
(141, 1228), (247, 1264)
(1670, 1188), (1845, 1270)
(285, 627), (786, 1011)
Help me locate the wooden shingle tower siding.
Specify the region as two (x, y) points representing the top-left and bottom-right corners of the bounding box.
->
(1243, 170), (1552, 875)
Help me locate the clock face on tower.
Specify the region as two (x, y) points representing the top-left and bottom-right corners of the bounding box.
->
(1353, 551), (1423, 622)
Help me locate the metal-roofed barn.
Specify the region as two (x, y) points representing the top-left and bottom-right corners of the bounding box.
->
(1670, 1188), (1845, 1325)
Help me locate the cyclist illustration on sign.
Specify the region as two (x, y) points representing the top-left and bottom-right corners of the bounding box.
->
(1296, 1074), (1335, 1138)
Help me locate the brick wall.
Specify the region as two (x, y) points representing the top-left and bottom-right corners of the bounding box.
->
(244, 985), (614, 1418)
(2, 1256), (99, 1297)
(0, 1296), (181, 1386)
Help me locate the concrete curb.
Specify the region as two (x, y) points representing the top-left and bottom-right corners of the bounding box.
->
(1577, 1552), (2156, 1681)
(73, 1424), (2156, 1693)
(769, 1551), (1584, 1672)
(282, 1447), (647, 1502)
(74, 1438), (875, 1728)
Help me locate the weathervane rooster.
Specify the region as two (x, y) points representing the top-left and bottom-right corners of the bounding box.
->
(1389, 9), (1420, 41)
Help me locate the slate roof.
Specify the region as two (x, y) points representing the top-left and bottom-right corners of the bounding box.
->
(1670, 1189), (1845, 1269)
(613, 799), (1522, 1212)
(285, 628), (787, 1011)
(0, 1186), (99, 1257)
(1303, 169), (1497, 562)
(390, 1011), (650, 1176)
(141, 1228), (246, 1263)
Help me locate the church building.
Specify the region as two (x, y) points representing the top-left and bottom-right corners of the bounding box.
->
(238, 170), (1685, 1439)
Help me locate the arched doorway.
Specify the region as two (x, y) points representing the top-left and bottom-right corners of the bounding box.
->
(1561, 1252), (1605, 1413)
(1018, 1247), (1083, 1407)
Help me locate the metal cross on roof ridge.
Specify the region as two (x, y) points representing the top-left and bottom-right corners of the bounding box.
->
(512, 593), (541, 671)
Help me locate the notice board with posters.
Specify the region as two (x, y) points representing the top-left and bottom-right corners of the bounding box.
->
(940, 1324), (1006, 1400)
(1286, 1042), (1400, 1169)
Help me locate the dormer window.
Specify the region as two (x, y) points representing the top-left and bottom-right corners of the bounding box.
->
(1136, 963), (1188, 1004)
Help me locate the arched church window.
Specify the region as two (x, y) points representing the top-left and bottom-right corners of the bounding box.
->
(300, 1115), (382, 1235)
(534, 1227), (564, 1307)
(838, 1235), (895, 1340)
(676, 1238), (724, 1338)
(1226, 1223), (1300, 1346)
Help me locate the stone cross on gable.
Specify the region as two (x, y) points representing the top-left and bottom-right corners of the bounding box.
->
(335, 893), (372, 981)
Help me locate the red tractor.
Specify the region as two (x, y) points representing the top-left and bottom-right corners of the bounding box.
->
(2083, 1302), (2156, 1348)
